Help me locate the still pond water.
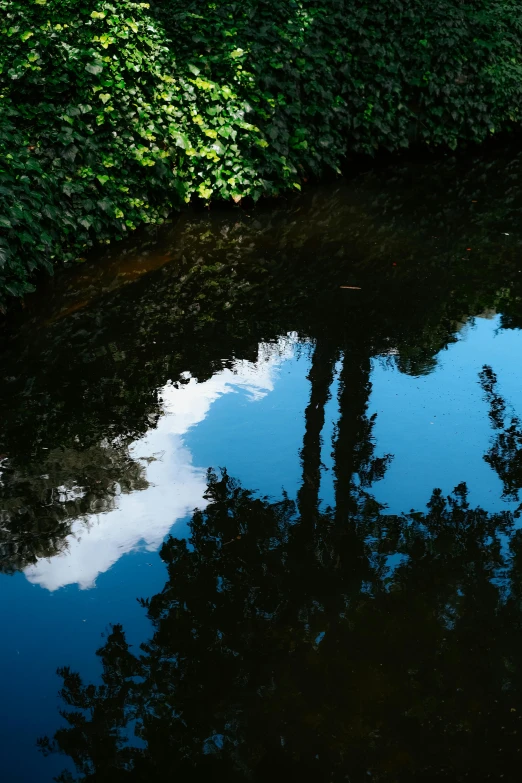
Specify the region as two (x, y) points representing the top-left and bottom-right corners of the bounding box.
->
(3, 149), (522, 781)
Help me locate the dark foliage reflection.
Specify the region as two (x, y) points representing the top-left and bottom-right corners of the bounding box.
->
(39, 468), (522, 783)
(39, 347), (522, 782)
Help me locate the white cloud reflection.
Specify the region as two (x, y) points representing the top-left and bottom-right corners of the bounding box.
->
(24, 336), (298, 592)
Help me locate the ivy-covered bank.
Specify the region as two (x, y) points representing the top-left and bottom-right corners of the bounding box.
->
(2, 0), (522, 304)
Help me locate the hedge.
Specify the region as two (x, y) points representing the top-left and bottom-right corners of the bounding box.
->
(2, 0), (522, 303)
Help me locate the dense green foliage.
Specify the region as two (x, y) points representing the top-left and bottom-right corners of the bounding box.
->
(0, 0), (277, 301)
(157, 0), (522, 165)
(2, 0), (522, 301)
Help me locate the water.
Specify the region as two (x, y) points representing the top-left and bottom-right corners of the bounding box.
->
(3, 148), (522, 781)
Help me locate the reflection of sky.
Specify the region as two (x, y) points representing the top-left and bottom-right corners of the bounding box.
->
(24, 334), (301, 592)
(22, 315), (522, 593)
(178, 313), (522, 521)
(369, 315), (522, 515)
(4, 315), (522, 781)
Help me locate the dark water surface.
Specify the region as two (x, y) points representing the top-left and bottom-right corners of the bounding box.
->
(3, 148), (522, 781)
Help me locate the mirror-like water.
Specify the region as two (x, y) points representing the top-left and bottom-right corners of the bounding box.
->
(3, 148), (522, 781)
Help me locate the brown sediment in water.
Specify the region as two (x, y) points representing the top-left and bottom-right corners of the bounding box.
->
(41, 251), (175, 327)
(16, 214), (188, 331)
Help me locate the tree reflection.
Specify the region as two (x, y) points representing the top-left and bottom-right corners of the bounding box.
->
(39, 346), (522, 783)
(0, 441), (148, 573)
(35, 311), (522, 781)
(297, 338), (338, 522)
(332, 347), (392, 522)
(480, 364), (522, 514)
(39, 466), (522, 782)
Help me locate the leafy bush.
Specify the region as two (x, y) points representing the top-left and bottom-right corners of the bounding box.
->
(2, 0), (522, 303)
(0, 0), (280, 301)
(158, 0), (522, 163)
